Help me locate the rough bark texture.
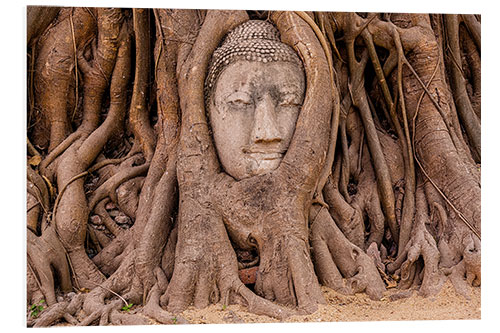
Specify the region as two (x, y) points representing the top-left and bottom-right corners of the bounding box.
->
(26, 8), (480, 326)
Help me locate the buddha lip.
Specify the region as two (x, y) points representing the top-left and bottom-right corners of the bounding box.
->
(251, 152), (283, 160)
(246, 151), (284, 160)
(242, 147), (286, 154)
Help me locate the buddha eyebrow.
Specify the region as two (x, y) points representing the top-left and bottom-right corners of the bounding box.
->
(228, 92), (251, 100)
(279, 90), (303, 102)
(220, 88), (251, 100)
(278, 84), (303, 94)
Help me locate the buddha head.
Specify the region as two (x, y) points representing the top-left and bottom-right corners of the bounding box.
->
(206, 20), (305, 180)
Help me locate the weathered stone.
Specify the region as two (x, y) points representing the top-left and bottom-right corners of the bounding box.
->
(206, 20), (305, 180)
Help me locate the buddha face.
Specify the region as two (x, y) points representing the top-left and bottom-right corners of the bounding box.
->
(208, 60), (305, 180)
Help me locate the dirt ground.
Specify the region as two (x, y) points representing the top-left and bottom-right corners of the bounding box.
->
(177, 280), (480, 324)
(44, 279), (479, 329)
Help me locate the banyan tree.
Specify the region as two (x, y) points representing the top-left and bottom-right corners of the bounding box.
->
(26, 7), (480, 326)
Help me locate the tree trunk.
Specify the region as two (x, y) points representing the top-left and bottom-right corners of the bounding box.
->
(26, 8), (480, 326)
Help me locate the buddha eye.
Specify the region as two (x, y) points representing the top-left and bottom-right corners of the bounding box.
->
(226, 92), (253, 109)
(228, 99), (252, 107)
(278, 93), (301, 107)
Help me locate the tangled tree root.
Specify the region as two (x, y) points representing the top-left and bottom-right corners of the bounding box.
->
(310, 204), (386, 300)
(27, 227), (72, 306)
(25, 8), (481, 327)
(29, 294), (84, 327)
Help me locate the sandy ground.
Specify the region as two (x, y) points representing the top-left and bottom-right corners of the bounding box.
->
(43, 280), (479, 329)
(177, 281), (480, 324)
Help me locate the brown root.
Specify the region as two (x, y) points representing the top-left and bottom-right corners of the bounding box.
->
(387, 185), (445, 297)
(33, 8), (96, 151)
(310, 205), (386, 300)
(32, 293), (84, 327)
(26, 9), (481, 326)
(27, 227), (72, 306)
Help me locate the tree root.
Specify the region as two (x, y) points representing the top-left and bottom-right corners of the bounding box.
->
(88, 158), (149, 211)
(323, 169), (364, 249)
(344, 21), (399, 246)
(79, 253), (136, 324)
(31, 293), (84, 327)
(309, 204), (386, 300)
(142, 267), (189, 324)
(166, 194), (296, 319)
(27, 227), (72, 306)
(387, 186), (445, 297)
(26, 10), (481, 326)
(441, 234), (480, 299)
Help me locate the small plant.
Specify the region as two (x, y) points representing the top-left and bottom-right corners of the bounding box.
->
(121, 303), (133, 312)
(222, 304), (227, 311)
(172, 316), (177, 324)
(29, 299), (45, 318)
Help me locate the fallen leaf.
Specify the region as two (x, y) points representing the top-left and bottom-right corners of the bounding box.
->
(28, 155), (42, 166)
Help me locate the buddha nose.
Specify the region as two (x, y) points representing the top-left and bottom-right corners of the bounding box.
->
(251, 94), (281, 143)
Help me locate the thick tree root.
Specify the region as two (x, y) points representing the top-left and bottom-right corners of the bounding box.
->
(165, 190), (296, 319)
(27, 227), (72, 306)
(387, 187), (445, 297)
(26, 9), (481, 326)
(77, 253), (138, 325)
(440, 233), (481, 299)
(142, 267), (189, 324)
(309, 205), (386, 300)
(165, 239), (297, 320)
(31, 294), (84, 327)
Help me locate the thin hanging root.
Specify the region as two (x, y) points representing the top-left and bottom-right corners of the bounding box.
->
(129, 8), (156, 161)
(394, 34), (417, 252)
(345, 32), (398, 245)
(461, 14), (481, 52)
(69, 9), (79, 121)
(362, 30), (395, 126)
(316, 12), (343, 63)
(339, 114), (350, 202)
(443, 15), (481, 159)
(400, 47), (457, 139)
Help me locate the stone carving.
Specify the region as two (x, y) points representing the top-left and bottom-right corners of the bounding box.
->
(206, 20), (305, 180)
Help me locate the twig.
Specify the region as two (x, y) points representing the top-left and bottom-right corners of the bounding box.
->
(70, 9), (79, 121)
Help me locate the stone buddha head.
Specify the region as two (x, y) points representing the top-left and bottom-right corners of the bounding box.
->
(206, 20), (305, 180)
